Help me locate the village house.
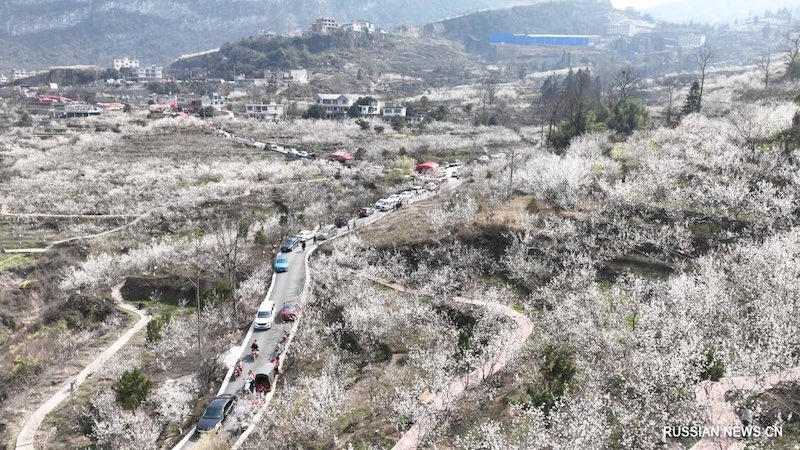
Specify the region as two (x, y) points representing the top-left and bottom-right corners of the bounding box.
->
(358, 98), (384, 117)
(245, 102), (285, 121)
(137, 65), (163, 81)
(382, 104), (407, 119)
(314, 93), (357, 119)
(342, 20), (376, 33)
(264, 68), (309, 84)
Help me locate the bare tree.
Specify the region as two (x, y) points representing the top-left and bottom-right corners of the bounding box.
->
(696, 46), (714, 109)
(757, 48), (772, 89)
(612, 68), (640, 104)
(215, 214), (250, 324)
(785, 29), (800, 79)
(664, 78), (678, 127)
(480, 75), (500, 108)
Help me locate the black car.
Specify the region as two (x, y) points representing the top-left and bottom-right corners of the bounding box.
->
(280, 237), (299, 252)
(196, 394), (236, 433)
(334, 218), (348, 228)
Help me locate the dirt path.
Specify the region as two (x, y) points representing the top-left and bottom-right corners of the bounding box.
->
(691, 366), (800, 450)
(366, 278), (533, 450)
(14, 282), (151, 450)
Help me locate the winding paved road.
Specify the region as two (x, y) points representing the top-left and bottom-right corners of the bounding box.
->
(15, 283), (151, 450)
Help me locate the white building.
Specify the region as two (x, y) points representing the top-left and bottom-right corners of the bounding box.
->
(678, 33), (706, 48)
(137, 65), (163, 81)
(265, 68), (309, 84)
(358, 99), (383, 116)
(607, 13), (656, 37)
(246, 102), (284, 120)
(11, 69), (36, 81)
(382, 104), (406, 118)
(202, 93), (228, 109)
(113, 57), (140, 70)
(0, 74), (8, 84)
(342, 20), (376, 33)
(314, 93), (358, 119)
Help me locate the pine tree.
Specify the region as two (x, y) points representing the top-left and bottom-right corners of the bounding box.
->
(681, 81), (702, 117)
(115, 368), (153, 411)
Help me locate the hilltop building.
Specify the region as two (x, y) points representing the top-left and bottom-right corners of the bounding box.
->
(113, 57), (140, 70)
(137, 65), (163, 81)
(310, 18), (341, 34)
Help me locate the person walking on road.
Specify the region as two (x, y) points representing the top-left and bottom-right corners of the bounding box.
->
(301, 240), (306, 251)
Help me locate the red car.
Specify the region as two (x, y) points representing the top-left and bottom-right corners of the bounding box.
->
(280, 301), (298, 322)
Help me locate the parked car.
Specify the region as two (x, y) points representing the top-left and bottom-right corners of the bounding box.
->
(287, 148), (300, 156)
(387, 193), (401, 203)
(274, 254), (289, 273)
(491, 152), (507, 160)
(425, 182), (438, 191)
(451, 159), (464, 167)
(280, 237), (299, 252)
(334, 218), (348, 228)
(358, 207), (375, 217)
(477, 155), (490, 163)
(399, 191), (414, 201)
(280, 301), (299, 322)
(410, 185), (424, 193)
(196, 395), (237, 433)
(441, 160), (452, 168)
(254, 301), (276, 330)
(268, 143), (279, 150)
(295, 230), (316, 242)
(298, 150), (309, 158)
(316, 224), (337, 240)
(451, 169), (461, 179)
(375, 199), (397, 212)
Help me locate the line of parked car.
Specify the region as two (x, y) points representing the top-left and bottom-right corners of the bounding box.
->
(266, 142), (317, 160)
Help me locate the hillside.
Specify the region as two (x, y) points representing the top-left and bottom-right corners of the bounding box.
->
(168, 31), (482, 88)
(423, 0), (614, 42)
(0, 0), (527, 71)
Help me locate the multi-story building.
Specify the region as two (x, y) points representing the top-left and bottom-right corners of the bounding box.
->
(358, 98), (383, 116)
(113, 57), (140, 70)
(314, 93), (358, 119)
(265, 68), (309, 84)
(607, 13), (657, 37)
(137, 65), (163, 81)
(11, 69), (36, 81)
(203, 93), (228, 109)
(678, 33), (706, 48)
(310, 18), (340, 34)
(342, 20), (376, 33)
(246, 102), (284, 120)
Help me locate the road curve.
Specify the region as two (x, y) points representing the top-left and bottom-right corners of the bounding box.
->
(15, 282), (151, 450)
(691, 366), (800, 450)
(366, 278), (533, 450)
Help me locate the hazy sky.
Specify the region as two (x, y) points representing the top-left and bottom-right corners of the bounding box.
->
(610, 0), (673, 9)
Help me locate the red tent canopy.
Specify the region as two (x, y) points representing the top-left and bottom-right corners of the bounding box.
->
(416, 161), (440, 172)
(332, 150), (354, 161)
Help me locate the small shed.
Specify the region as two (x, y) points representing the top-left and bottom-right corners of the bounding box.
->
(416, 161), (440, 172)
(331, 150), (354, 162)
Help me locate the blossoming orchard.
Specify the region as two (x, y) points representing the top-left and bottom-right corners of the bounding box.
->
(3, 15), (800, 450)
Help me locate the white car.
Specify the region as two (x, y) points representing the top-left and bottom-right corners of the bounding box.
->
(477, 155), (490, 163)
(399, 191), (414, 201)
(295, 230), (316, 242)
(387, 194), (401, 203)
(298, 150), (309, 158)
(410, 185), (424, 193)
(254, 301), (275, 330)
(425, 182), (438, 191)
(375, 199), (397, 211)
(268, 143), (279, 150)
(491, 152), (507, 160)
(288, 148), (300, 156)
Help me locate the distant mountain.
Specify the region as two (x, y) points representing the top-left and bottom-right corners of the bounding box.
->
(423, 0), (614, 43)
(0, 0), (530, 71)
(647, 0), (798, 24)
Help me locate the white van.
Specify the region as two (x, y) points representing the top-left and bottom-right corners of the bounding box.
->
(254, 301), (275, 330)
